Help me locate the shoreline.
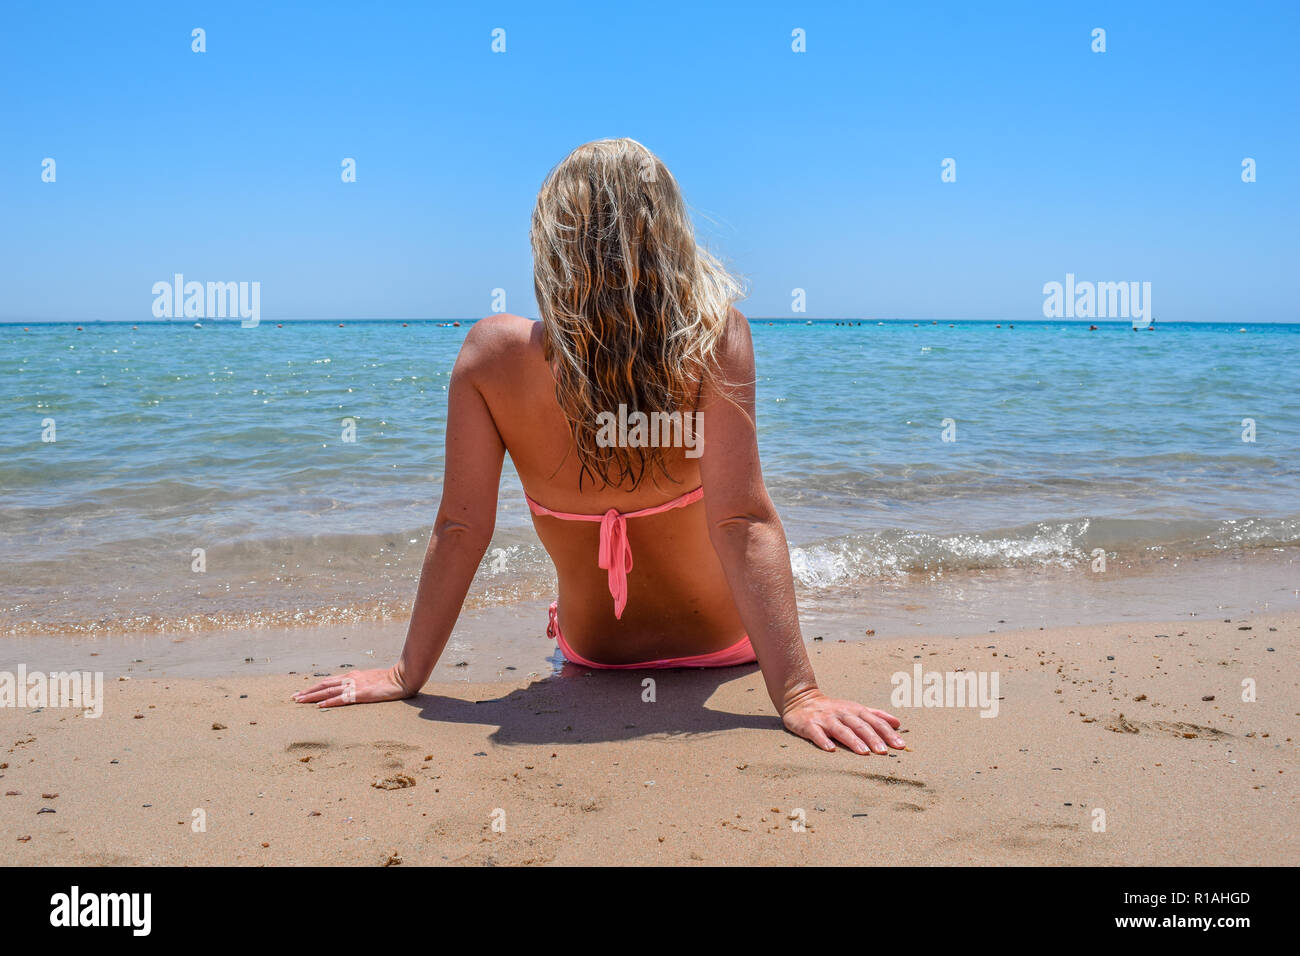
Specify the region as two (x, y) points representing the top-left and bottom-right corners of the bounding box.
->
(6, 548), (1297, 682)
(3, 611), (1294, 866)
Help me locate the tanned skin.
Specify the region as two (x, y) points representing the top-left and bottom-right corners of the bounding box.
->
(295, 311), (905, 755)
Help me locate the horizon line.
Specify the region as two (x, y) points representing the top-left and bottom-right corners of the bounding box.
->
(2, 317), (1296, 327)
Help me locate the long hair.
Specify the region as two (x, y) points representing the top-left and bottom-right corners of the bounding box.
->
(531, 138), (743, 490)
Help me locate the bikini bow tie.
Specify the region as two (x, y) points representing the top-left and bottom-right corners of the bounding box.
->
(597, 508), (633, 619)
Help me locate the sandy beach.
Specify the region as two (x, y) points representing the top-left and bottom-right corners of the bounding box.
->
(5, 611), (1294, 866)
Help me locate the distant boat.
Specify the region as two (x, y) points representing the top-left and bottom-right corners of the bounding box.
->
(193, 322), (203, 329)
(1132, 315), (1154, 331)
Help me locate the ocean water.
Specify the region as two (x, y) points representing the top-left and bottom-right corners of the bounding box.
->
(2, 318), (1298, 638)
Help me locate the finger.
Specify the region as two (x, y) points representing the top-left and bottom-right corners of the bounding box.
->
(854, 707), (906, 748)
(294, 684), (347, 704)
(842, 714), (889, 754)
(799, 719), (837, 752)
(827, 718), (874, 755)
(866, 708), (902, 730)
(293, 676), (346, 700)
(304, 675), (347, 691)
(317, 686), (352, 708)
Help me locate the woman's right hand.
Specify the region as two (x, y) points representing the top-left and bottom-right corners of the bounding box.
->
(292, 667), (414, 708)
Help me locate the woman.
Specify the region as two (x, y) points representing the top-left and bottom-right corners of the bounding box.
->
(294, 139), (905, 755)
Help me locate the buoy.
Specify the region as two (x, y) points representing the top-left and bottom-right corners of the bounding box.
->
(193, 322), (202, 329)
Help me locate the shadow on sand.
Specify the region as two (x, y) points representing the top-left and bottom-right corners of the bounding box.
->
(401, 659), (774, 747)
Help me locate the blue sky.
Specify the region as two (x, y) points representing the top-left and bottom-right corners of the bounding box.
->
(1, 0), (1297, 323)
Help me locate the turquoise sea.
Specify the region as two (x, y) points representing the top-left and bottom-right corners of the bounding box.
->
(2, 318), (1297, 637)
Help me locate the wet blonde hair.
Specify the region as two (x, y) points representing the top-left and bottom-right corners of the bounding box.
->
(531, 138), (743, 490)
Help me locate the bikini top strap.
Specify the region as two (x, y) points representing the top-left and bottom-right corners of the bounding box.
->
(524, 494), (603, 522)
(523, 486), (704, 619)
(524, 486), (704, 521)
(620, 485), (705, 518)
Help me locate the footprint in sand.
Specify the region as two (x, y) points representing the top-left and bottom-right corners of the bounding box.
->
(372, 773), (416, 790)
(1105, 715), (1230, 739)
(860, 772), (929, 790)
(892, 801), (926, 813)
(286, 740), (333, 753)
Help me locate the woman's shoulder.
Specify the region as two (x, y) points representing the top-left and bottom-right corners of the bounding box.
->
(456, 314), (543, 375)
(716, 307), (754, 369)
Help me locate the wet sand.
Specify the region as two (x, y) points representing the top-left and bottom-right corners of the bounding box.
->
(3, 612), (1294, 865)
(8, 548), (1298, 684)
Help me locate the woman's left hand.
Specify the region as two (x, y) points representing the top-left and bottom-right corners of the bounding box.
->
(782, 690), (906, 754)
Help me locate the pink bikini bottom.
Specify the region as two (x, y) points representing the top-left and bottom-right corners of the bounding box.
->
(546, 601), (757, 669)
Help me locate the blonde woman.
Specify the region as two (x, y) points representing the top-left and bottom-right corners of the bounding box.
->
(295, 139), (905, 755)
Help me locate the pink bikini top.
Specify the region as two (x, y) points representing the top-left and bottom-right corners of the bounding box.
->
(524, 486), (705, 619)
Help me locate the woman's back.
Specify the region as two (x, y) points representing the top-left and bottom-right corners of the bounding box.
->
(295, 137), (905, 759)
(466, 311), (746, 665)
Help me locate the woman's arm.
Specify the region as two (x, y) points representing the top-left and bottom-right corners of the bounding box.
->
(698, 311), (906, 754)
(294, 323), (506, 707)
